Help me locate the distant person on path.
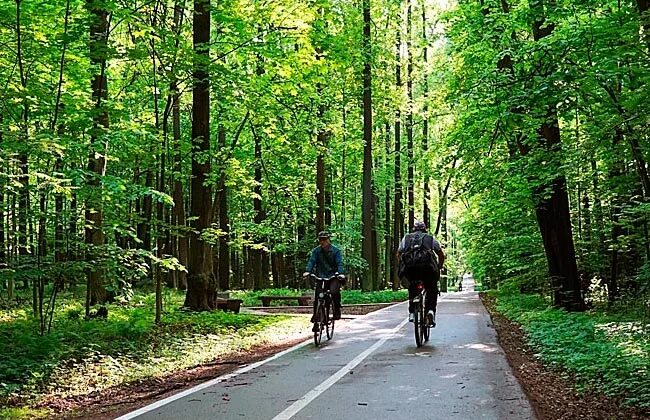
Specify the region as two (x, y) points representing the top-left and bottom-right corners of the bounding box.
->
(397, 221), (445, 326)
(303, 231), (345, 331)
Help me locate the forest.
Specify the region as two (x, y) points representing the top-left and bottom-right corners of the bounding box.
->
(0, 0), (649, 417)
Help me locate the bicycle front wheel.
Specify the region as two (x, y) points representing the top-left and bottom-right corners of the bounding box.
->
(314, 302), (324, 346)
(326, 302), (334, 340)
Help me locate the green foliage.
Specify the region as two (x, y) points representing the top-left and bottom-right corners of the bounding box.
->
(495, 292), (650, 407)
(0, 290), (308, 409)
(231, 288), (308, 307)
(341, 289), (407, 304)
(444, 0), (650, 300)
(231, 288), (408, 306)
(0, 407), (49, 420)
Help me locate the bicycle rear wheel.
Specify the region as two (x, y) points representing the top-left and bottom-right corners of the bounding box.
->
(422, 292), (430, 342)
(418, 299), (426, 346)
(313, 302), (324, 346)
(413, 299), (422, 347)
(326, 302), (334, 340)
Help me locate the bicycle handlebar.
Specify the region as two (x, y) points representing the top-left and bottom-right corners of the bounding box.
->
(309, 273), (344, 282)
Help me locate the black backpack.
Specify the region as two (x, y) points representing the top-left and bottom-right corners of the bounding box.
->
(401, 233), (435, 269)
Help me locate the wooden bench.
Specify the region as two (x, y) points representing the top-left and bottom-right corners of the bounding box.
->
(216, 298), (243, 313)
(258, 295), (312, 307)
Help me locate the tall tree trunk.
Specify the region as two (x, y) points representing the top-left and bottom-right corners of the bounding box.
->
(251, 123), (269, 289)
(171, 88), (188, 289)
(341, 106), (347, 222)
(151, 10), (164, 322)
(216, 128), (230, 291)
(384, 122), (393, 289)
(69, 191), (77, 262)
(608, 129), (625, 302)
(9, 195), (17, 299)
(325, 170), (332, 227)
(242, 245), (253, 289)
(435, 158), (456, 236)
(184, 0), (215, 311)
(392, 29), (403, 291)
(54, 158), (65, 263)
(52, 1), (70, 267)
(37, 185), (47, 324)
(421, 1), (430, 228)
(590, 160), (606, 267)
(488, 0), (583, 310)
(0, 114), (5, 274)
(231, 249), (240, 289)
(316, 149), (326, 232)
(582, 189), (591, 247)
(406, 0), (414, 232)
(315, 41), (327, 233)
(170, 0), (187, 290)
(141, 170), (153, 252)
(16, 0), (31, 298)
(361, 0), (376, 291)
(372, 188), (381, 289)
(529, 0), (582, 311)
(628, 137), (650, 198)
(86, 0), (110, 309)
(637, 0), (650, 50)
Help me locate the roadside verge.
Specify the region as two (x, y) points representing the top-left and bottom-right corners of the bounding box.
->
(480, 293), (649, 420)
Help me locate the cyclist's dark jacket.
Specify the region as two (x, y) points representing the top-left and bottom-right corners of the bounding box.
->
(306, 244), (344, 278)
(398, 233), (441, 273)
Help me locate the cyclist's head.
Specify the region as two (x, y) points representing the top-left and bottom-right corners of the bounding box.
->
(413, 220), (427, 232)
(317, 231), (331, 245)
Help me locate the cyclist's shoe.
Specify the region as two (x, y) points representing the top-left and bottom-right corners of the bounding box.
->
(427, 310), (436, 327)
(333, 308), (341, 320)
(408, 312), (414, 322)
(312, 323), (319, 332)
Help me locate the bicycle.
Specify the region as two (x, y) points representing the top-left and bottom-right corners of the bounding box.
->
(310, 274), (340, 346)
(410, 279), (431, 347)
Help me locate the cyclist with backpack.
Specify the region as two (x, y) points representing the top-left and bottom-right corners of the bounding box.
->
(397, 221), (445, 326)
(303, 231), (346, 331)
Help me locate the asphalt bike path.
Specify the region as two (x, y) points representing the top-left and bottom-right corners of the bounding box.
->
(117, 280), (534, 420)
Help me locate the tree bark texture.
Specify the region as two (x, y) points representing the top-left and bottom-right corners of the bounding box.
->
(184, 0), (215, 310)
(406, 0), (414, 232)
(86, 0), (110, 307)
(530, 0), (583, 311)
(392, 30), (403, 291)
(361, 0), (376, 291)
(421, 1), (430, 228)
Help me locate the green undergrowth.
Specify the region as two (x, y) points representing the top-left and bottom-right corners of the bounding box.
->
(0, 289), (308, 418)
(493, 291), (650, 408)
(231, 288), (307, 306)
(341, 289), (407, 304)
(232, 288), (408, 306)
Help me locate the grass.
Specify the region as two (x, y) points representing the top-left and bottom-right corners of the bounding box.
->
(492, 291), (650, 408)
(341, 289), (407, 304)
(231, 288), (408, 306)
(0, 289), (309, 418)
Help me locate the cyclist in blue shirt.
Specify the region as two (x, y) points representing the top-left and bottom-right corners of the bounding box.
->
(303, 231), (345, 330)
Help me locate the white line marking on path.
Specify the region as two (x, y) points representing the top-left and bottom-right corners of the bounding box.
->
(114, 339), (312, 420)
(115, 300), (408, 420)
(270, 317), (410, 420)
